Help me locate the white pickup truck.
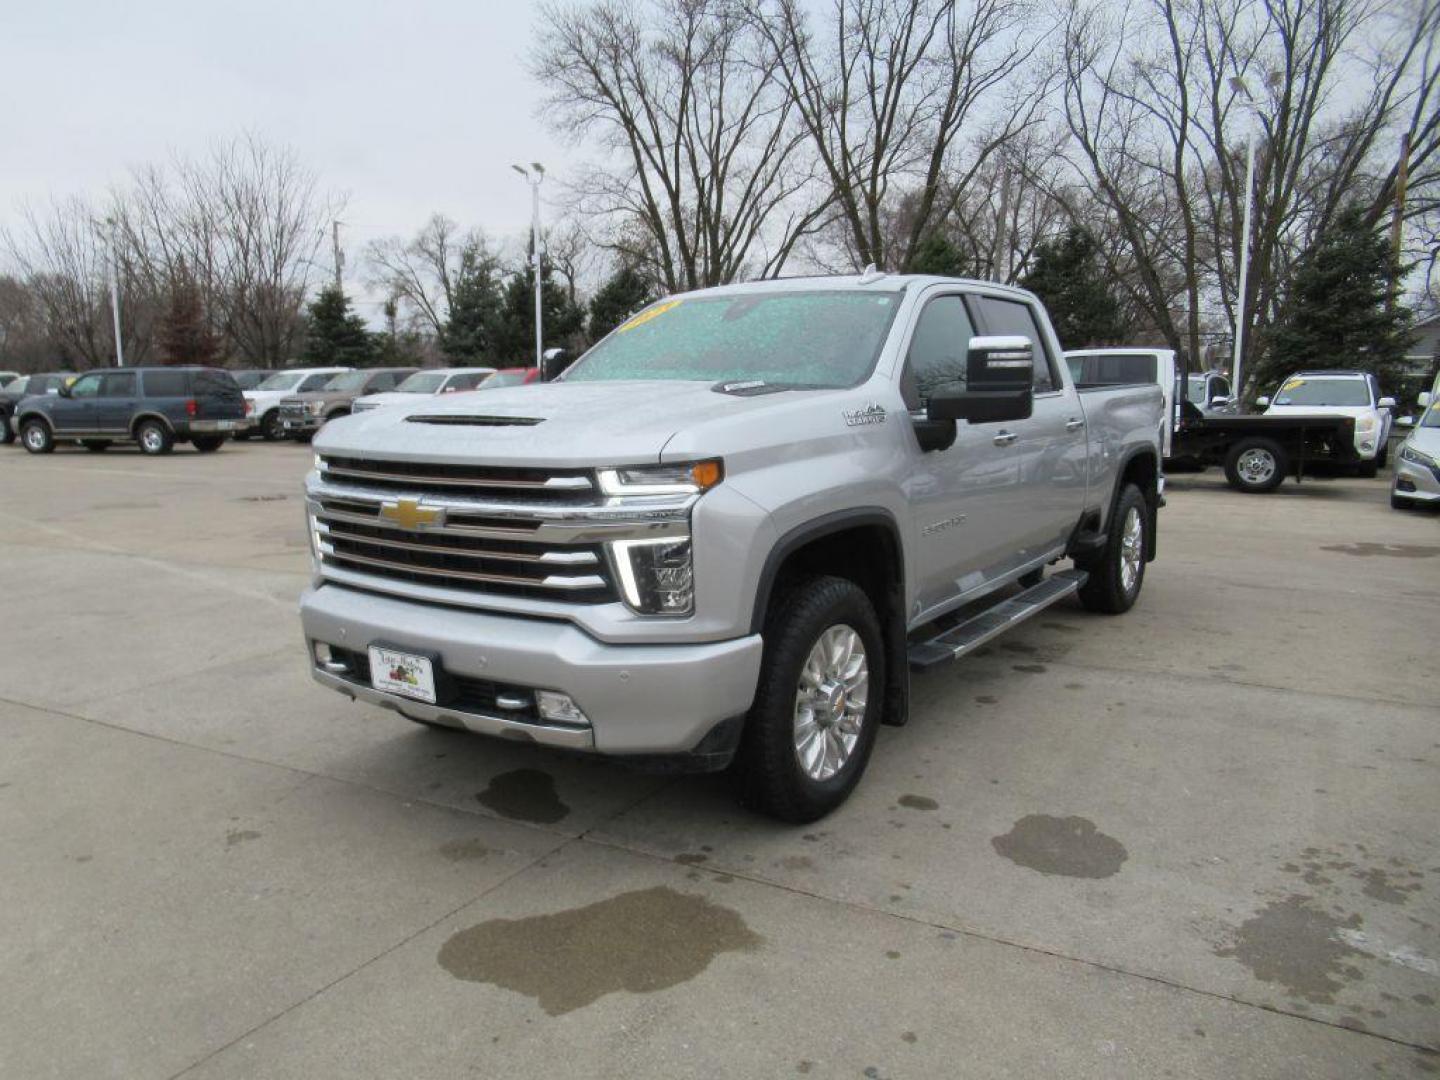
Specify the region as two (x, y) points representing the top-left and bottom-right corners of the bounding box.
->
(300, 275), (1164, 820)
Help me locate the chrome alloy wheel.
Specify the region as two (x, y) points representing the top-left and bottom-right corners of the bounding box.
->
(1119, 505), (1144, 594)
(793, 624), (869, 782)
(1236, 447), (1277, 487)
(140, 425), (165, 453)
(23, 423), (47, 451)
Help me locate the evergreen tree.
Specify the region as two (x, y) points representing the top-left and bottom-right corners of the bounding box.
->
(491, 263), (586, 364)
(302, 286), (376, 367)
(588, 264), (657, 339)
(1018, 226), (1124, 349)
(158, 263), (220, 366)
(1259, 203), (1411, 393)
(907, 231), (968, 277)
(438, 247), (504, 362)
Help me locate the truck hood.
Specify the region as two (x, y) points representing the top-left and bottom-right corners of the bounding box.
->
(313, 379), (850, 468)
(1264, 403), (1378, 419)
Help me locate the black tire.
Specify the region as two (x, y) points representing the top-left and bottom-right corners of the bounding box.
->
(260, 410), (284, 441)
(192, 435), (225, 453)
(20, 419), (54, 454)
(1377, 441), (1389, 469)
(1076, 483), (1148, 615)
(82, 440), (111, 452)
(1, 418), (15, 445)
(1356, 458), (1379, 479)
(1391, 491), (1415, 511)
(135, 419), (174, 455)
(1223, 437), (1286, 493)
(731, 575), (885, 823)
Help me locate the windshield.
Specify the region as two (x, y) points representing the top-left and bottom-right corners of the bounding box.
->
(482, 370), (529, 388)
(256, 372), (303, 391)
(324, 371), (371, 392)
(565, 291), (903, 387)
(1422, 403), (1440, 429)
(1272, 377), (1370, 407)
(394, 372), (447, 393)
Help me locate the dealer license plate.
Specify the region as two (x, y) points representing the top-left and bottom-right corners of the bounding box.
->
(368, 646), (437, 704)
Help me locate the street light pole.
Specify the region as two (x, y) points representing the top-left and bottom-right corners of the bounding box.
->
(511, 163), (546, 372)
(105, 216), (125, 367)
(1232, 129), (1256, 401)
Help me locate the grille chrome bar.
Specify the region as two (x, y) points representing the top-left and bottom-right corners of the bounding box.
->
(319, 543), (608, 592)
(321, 463), (592, 491)
(316, 522), (598, 566)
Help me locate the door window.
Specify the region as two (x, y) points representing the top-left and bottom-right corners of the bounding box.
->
(902, 294), (975, 409)
(445, 372), (489, 392)
(972, 296), (1059, 393)
(69, 373), (103, 399)
(297, 373), (332, 392)
(99, 372), (138, 397)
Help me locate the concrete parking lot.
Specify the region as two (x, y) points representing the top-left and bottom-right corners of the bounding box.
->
(2, 441), (1437, 1079)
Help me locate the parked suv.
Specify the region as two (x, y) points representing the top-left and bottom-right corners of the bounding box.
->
(278, 368), (417, 441)
(1257, 371), (1395, 477)
(351, 367), (497, 413)
(16, 367), (246, 455)
(2, 372), (75, 444)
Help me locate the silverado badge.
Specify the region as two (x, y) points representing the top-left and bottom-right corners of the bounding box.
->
(380, 498), (445, 531)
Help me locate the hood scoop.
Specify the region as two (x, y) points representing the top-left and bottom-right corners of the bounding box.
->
(406, 414), (545, 427)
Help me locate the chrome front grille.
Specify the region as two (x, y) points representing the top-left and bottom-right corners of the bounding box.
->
(310, 455), (645, 604)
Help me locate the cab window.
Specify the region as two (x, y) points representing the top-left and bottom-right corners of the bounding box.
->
(902, 294), (974, 409)
(971, 296), (1059, 393)
(99, 372), (137, 397)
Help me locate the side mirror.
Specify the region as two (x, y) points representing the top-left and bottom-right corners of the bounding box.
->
(57, 382), (72, 398)
(1255, 395), (1271, 408)
(1378, 396), (1396, 409)
(927, 336), (1035, 425)
(1417, 391), (1431, 408)
(1210, 395), (1230, 407)
(542, 347), (571, 382)
(1396, 415), (1416, 428)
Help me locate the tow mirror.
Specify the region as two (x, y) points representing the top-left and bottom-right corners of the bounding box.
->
(926, 336), (1034, 425)
(1378, 396), (1396, 409)
(1210, 395), (1230, 407)
(541, 347), (571, 382)
(1255, 395), (1271, 408)
(1396, 415), (1416, 428)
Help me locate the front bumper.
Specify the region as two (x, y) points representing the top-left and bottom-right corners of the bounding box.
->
(281, 413), (323, 435)
(300, 583), (763, 756)
(1393, 454), (1440, 502)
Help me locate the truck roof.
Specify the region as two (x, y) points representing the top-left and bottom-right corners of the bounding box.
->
(663, 272), (1041, 304)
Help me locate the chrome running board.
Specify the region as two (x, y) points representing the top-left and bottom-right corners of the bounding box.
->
(908, 570), (1087, 672)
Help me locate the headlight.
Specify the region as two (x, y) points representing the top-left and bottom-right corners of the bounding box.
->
(1355, 416), (1375, 434)
(598, 460), (723, 497)
(309, 401), (327, 416)
(1400, 444), (1436, 468)
(611, 537), (694, 615)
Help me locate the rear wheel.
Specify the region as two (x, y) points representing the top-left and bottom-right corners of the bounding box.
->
(20, 419), (54, 454)
(82, 440), (111, 452)
(731, 575), (884, 823)
(260, 410), (284, 441)
(1076, 483), (1147, 615)
(1224, 437), (1286, 493)
(192, 435), (225, 453)
(136, 420), (173, 455)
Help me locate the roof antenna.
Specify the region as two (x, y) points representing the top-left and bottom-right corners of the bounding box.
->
(858, 263), (886, 285)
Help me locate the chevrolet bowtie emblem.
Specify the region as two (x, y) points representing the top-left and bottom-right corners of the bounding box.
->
(379, 498), (445, 530)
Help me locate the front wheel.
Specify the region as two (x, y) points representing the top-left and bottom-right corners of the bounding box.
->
(1224, 437), (1286, 493)
(1356, 457), (1379, 479)
(20, 419), (54, 454)
(731, 576), (884, 823)
(1, 418), (15, 445)
(1076, 483), (1148, 615)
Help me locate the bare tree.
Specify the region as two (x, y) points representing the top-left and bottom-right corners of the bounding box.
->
(534, 0), (830, 292)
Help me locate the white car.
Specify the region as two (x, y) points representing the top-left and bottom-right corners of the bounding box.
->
(1257, 370), (1395, 477)
(350, 367), (498, 413)
(241, 367), (351, 441)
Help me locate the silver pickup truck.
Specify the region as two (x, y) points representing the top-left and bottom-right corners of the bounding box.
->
(300, 274), (1164, 821)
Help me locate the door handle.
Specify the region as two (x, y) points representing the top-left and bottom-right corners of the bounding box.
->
(1065, 417), (1085, 432)
(993, 430), (1018, 446)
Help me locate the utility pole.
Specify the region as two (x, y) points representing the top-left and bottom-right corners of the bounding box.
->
(101, 216), (125, 367)
(332, 220), (344, 293)
(511, 163), (546, 373)
(1227, 75), (1276, 403)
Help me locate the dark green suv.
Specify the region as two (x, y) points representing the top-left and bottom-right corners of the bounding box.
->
(16, 367), (246, 455)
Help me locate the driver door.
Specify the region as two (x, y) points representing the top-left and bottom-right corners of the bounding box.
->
(55, 372), (102, 433)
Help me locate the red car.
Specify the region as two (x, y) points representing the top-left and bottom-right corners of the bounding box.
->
(482, 367), (541, 388)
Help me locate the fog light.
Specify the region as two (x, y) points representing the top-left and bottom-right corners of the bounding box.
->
(313, 641), (332, 665)
(536, 691), (589, 726)
(1361, 440), (1374, 452)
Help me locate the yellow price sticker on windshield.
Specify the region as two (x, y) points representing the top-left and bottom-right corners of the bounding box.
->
(1281, 378), (1305, 390)
(617, 299), (681, 333)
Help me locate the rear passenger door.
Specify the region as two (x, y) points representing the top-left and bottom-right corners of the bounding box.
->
(93, 371), (139, 432)
(970, 295), (1087, 564)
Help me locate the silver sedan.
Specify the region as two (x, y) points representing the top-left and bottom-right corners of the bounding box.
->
(1391, 402), (1440, 510)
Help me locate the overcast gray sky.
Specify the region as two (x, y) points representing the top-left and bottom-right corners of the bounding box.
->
(0, 0), (576, 316)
